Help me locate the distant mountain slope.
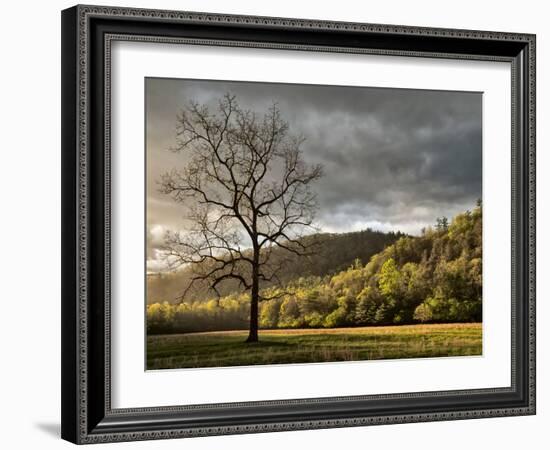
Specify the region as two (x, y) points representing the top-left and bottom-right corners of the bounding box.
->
(147, 203), (483, 334)
(147, 228), (403, 304)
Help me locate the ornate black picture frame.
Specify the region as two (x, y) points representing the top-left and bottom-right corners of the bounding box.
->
(61, 4), (536, 444)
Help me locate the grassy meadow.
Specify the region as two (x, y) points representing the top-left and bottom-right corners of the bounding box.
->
(146, 323), (482, 370)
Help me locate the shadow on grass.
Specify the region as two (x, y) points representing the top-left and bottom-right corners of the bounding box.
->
(238, 340), (294, 347)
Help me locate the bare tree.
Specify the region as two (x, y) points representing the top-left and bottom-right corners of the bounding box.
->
(159, 93), (323, 342)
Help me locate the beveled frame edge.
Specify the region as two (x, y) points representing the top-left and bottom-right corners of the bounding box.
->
(61, 4), (536, 444)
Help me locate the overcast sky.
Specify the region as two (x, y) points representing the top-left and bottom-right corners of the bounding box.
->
(146, 78), (482, 271)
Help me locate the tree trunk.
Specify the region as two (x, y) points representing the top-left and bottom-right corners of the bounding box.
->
(246, 253), (260, 343)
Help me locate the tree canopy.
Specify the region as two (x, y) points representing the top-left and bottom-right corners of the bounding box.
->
(148, 203), (483, 334)
(158, 94), (323, 341)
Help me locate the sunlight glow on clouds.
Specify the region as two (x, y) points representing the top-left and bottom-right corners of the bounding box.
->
(145, 78), (482, 271)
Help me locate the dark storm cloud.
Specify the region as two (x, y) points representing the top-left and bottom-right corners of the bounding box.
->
(146, 77), (481, 245)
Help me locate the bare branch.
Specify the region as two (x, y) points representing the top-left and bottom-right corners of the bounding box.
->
(156, 93), (324, 326)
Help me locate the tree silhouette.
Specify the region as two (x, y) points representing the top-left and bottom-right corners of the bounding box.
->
(436, 216), (449, 232)
(159, 94), (323, 342)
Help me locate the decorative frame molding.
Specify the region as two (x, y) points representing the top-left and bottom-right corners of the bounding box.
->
(61, 4), (536, 444)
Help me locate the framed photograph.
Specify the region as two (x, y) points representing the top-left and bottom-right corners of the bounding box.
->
(61, 4), (536, 444)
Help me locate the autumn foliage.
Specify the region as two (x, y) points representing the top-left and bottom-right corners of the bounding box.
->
(147, 204), (482, 334)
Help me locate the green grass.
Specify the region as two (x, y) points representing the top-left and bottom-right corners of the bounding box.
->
(147, 323), (482, 370)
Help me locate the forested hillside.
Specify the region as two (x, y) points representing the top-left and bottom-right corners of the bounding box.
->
(148, 204), (482, 334)
(147, 228), (402, 304)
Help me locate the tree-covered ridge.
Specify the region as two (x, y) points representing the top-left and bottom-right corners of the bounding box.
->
(147, 204), (482, 334)
(147, 228), (403, 304)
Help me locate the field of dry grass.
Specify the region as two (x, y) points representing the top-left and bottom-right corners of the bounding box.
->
(147, 323), (482, 370)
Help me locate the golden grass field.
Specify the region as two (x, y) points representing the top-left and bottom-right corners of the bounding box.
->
(147, 323), (482, 370)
